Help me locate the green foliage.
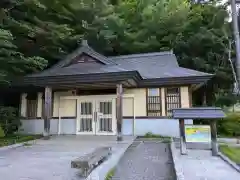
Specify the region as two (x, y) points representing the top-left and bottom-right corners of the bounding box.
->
(215, 93), (240, 108)
(0, 0), (234, 100)
(144, 132), (163, 138)
(143, 132), (171, 140)
(0, 134), (42, 147)
(0, 27), (47, 83)
(218, 112), (240, 137)
(0, 106), (21, 135)
(105, 168), (115, 180)
(219, 145), (240, 164)
(0, 126), (5, 138)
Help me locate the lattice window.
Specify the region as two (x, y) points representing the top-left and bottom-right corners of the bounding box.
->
(147, 88), (161, 116)
(165, 87), (181, 116)
(26, 93), (37, 119)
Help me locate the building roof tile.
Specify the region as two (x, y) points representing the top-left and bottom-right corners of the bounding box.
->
(26, 42), (213, 82)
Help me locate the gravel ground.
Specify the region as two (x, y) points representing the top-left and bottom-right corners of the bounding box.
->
(112, 140), (175, 180)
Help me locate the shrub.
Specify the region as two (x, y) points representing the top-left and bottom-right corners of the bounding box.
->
(0, 126), (5, 138)
(218, 112), (240, 137)
(145, 132), (154, 138)
(144, 132), (167, 138)
(0, 106), (21, 136)
(17, 136), (35, 142)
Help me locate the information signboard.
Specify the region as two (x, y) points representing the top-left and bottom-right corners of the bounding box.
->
(185, 125), (211, 143)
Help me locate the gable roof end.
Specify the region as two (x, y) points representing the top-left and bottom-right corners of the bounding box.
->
(52, 40), (113, 69)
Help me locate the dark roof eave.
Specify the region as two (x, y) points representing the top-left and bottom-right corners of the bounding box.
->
(139, 75), (213, 86)
(171, 107), (226, 119)
(12, 71), (142, 87)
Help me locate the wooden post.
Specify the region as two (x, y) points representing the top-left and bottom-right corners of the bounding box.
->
(116, 84), (123, 141)
(44, 87), (52, 139)
(203, 85), (207, 106)
(179, 119), (187, 155)
(210, 119), (218, 156)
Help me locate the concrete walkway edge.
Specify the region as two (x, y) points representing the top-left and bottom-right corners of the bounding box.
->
(218, 152), (240, 173)
(86, 138), (135, 180)
(170, 139), (185, 180)
(0, 139), (37, 152)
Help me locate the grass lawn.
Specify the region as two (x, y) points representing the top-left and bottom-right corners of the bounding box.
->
(219, 145), (240, 164)
(105, 168), (115, 180)
(0, 134), (43, 147)
(138, 132), (171, 143)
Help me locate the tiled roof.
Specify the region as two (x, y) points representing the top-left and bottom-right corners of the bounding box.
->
(27, 63), (130, 77)
(26, 42), (212, 80)
(110, 52), (211, 79)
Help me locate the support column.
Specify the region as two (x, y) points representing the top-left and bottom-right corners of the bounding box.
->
(116, 84), (123, 141)
(203, 86), (207, 106)
(20, 93), (27, 117)
(43, 87), (52, 139)
(210, 119), (218, 156)
(179, 119), (187, 155)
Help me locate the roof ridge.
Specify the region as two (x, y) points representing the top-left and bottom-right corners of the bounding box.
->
(51, 45), (114, 69)
(109, 51), (173, 59)
(86, 46), (116, 64)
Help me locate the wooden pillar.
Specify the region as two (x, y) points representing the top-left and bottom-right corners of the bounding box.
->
(43, 87), (52, 139)
(116, 84), (123, 141)
(188, 87), (193, 107)
(179, 119), (187, 155)
(203, 85), (207, 106)
(210, 119), (218, 156)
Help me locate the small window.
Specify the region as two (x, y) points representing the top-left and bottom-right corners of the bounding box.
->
(26, 93), (37, 119)
(165, 87), (181, 116)
(147, 88), (161, 116)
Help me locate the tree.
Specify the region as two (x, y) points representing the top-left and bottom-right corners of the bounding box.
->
(0, 28), (47, 83)
(0, 0), (48, 83)
(0, 0), (234, 107)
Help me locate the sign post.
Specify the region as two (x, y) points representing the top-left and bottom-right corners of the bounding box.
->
(185, 125), (211, 143)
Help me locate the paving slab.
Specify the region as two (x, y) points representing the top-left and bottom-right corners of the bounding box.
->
(0, 135), (134, 180)
(112, 141), (175, 180)
(176, 149), (240, 180)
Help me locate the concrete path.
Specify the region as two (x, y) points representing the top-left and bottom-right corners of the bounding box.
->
(218, 138), (240, 145)
(0, 135), (134, 180)
(112, 141), (175, 180)
(176, 149), (240, 180)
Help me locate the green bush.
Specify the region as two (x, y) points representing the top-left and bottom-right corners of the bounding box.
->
(0, 106), (21, 135)
(218, 112), (240, 137)
(17, 136), (35, 143)
(105, 168), (115, 180)
(0, 126), (5, 138)
(144, 132), (167, 138)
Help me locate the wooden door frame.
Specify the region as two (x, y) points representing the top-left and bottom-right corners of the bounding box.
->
(59, 94), (135, 135)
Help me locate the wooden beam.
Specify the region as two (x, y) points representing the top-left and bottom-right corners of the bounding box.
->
(43, 86), (52, 139)
(179, 119), (187, 155)
(188, 86), (193, 107)
(49, 82), (126, 90)
(116, 84), (123, 141)
(210, 119), (218, 156)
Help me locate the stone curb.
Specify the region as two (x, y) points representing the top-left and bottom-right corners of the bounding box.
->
(169, 139), (185, 180)
(218, 152), (240, 173)
(0, 139), (37, 152)
(86, 138), (136, 180)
